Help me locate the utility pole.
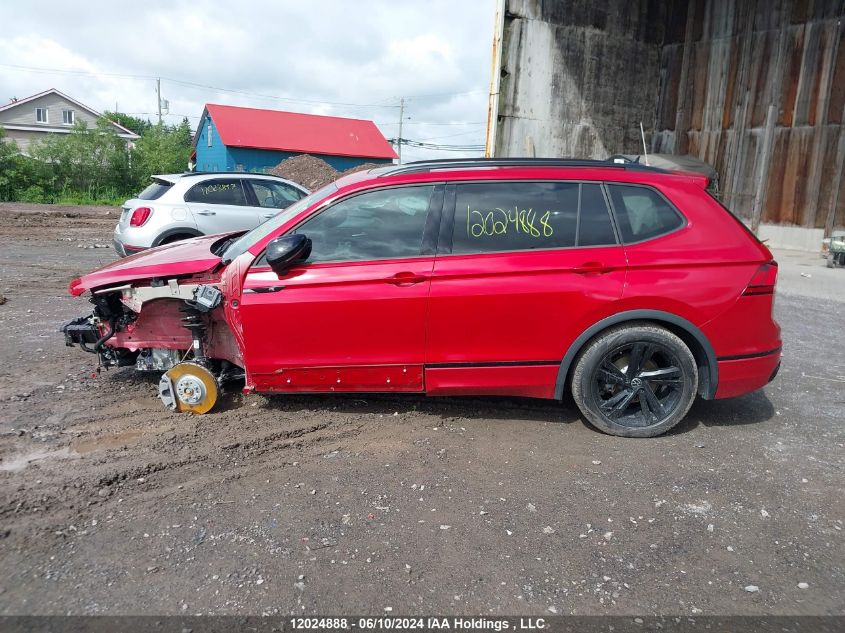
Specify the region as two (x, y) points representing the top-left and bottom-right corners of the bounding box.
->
(397, 97), (405, 164)
(156, 78), (162, 125)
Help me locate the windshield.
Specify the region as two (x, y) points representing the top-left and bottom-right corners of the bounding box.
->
(221, 181), (338, 263)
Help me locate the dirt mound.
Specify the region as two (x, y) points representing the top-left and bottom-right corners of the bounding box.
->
(337, 162), (386, 178)
(268, 156), (390, 191)
(268, 155), (338, 190)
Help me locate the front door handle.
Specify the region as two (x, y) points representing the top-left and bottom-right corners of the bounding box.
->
(386, 272), (428, 286)
(196, 210), (216, 216)
(574, 261), (610, 274)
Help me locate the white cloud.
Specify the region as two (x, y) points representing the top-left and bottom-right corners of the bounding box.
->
(0, 0), (494, 160)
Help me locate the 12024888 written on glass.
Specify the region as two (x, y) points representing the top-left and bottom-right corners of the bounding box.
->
(62, 158), (781, 438)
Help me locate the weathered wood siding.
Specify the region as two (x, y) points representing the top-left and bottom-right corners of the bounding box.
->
(652, 0), (845, 231)
(494, 0), (845, 232)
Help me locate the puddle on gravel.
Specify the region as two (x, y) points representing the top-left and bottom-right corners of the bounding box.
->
(0, 447), (75, 472)
(1, 430), (146, 472)
(71, 430), (143, 454)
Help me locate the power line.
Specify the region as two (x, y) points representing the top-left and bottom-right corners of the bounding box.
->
(376, 120), (485, 127)
(389, 138), (485, 152)
(0, 63), (401, 109)
(403, 89), (485, 99)
(416, 129), (485, 141)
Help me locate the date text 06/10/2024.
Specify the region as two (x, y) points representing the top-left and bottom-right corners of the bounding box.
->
(289, 617), (549, 631)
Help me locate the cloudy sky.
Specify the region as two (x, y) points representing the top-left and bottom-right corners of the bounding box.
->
(0, 0), (495, 162)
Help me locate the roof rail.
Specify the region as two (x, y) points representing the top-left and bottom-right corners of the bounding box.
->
(181, 170), (281, 176)
(378, 157), (669, 177)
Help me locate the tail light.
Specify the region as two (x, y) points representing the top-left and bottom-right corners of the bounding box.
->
(743, 261), (778, 296)
(129, 207), (153, 227)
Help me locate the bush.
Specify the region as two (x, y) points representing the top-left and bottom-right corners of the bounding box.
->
(0, 115), (192, 206)
(18, 185), (48, 203)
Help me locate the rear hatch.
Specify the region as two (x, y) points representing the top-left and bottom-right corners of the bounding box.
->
(120, 175), (180, 228)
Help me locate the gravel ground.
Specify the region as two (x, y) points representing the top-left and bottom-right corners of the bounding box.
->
(0, 203), (842, 616)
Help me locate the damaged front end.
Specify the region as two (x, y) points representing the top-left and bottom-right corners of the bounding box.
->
(62, 289), (137, 368)
(63, 277), (243, 413)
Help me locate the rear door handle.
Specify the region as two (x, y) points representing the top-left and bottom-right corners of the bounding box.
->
(196, 210), (216, 216)
(574, 261), (610, 274)
(386, 272), (428, 285)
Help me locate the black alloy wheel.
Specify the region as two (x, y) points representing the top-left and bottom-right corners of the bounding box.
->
(591, 342), (684, 427)
(571, 324), (698, 438)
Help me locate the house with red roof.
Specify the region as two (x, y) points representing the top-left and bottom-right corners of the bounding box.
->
(192, 104), (397, 172)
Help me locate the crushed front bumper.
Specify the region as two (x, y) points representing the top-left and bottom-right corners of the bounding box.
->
(61, 315), (100, 351)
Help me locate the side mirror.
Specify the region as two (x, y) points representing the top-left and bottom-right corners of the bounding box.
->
(266, 234), (312, 275)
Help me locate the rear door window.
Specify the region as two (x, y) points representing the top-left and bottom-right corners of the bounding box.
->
(248, 180), (305, 208)
(606, 184), (684, 243)
(450, 181), (617, 254)
(184, 179), (248, 206)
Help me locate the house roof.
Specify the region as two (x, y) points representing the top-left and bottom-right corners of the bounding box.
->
(200, 103), (397, 160)
(0, 88), (140, 138)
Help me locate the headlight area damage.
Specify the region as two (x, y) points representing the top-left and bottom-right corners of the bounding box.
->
(62, 279), (243, 414)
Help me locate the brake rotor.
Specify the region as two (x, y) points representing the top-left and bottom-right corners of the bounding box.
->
(158, 362), (218, 414)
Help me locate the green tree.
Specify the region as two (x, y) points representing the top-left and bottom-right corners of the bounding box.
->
(0, 127), (17, 200)
(29, 118), (133, 201)
(103, 111), (152, 136)
(131, 118), (192, 186)
(1, 115), (193, 204)
(0, 127), (40, 202)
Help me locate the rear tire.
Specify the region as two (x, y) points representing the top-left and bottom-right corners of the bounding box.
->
(570, 324), (698, 438)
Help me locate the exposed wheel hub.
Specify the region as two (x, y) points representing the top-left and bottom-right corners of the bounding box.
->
(158, 362), (219, 414)
(175, 375), (206, 405)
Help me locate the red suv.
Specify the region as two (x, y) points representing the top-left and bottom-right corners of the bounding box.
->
(63, 159), (781, 438)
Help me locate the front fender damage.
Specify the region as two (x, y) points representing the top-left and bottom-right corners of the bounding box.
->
(62, 278), (243, 376)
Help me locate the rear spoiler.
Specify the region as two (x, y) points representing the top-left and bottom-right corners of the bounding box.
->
(673, 171), (711, 189)
(150, 174), (181, 185)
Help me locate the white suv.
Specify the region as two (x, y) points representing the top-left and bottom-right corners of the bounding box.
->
(113, 172), (309, 256)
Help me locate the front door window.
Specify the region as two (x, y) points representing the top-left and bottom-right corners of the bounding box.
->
(295, 185), (435, 263)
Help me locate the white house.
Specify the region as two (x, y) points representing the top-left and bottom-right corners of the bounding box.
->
(0, 88), (139, 153)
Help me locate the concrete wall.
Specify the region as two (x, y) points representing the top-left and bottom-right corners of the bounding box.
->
(491, 0), (845, 244)
(494, 0), (673, 159)
(757, 223), (826, 251)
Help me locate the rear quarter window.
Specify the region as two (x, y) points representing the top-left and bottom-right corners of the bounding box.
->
(606, 184), (684, 243)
